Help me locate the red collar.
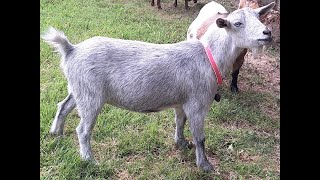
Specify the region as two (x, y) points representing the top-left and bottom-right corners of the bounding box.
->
(200, 41), (223, 85)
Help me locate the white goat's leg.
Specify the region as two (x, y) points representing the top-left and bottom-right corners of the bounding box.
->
(75, 98), (103, 162)
(174, 107), (192, 149)
(50, 93), (76, 135)
(183, 101), (213, 172)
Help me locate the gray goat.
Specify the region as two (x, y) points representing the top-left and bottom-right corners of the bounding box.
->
(42, 2), (274, 171)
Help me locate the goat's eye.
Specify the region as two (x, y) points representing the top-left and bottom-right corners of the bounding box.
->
(234, 22), (242, 27)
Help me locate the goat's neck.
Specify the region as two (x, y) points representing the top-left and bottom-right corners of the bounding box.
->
(203, 29), (244, 77)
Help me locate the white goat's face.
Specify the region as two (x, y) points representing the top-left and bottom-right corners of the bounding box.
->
(216, 2), (275, 49)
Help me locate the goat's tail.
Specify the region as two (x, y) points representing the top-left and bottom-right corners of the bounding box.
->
(41, 27), (74, 58)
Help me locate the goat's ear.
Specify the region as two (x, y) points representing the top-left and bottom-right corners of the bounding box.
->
(254, 2), (275, 16)
(216, 18), (229, 28)
(238, 0), (246, 9)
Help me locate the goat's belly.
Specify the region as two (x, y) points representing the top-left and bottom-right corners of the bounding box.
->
(107, 101), (179, 113)
(104, 90), (182, 113)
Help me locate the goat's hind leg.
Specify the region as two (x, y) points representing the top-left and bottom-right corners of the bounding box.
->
(174, 107), (192, 149)
(50, 93), (76, 136)
(75, 96), (104, 162)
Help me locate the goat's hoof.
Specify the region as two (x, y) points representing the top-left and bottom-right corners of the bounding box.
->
(157, 6), (162, 9)
(91, 159), (100, 165)
(49, 130), (63, 136)
(82, 156), (98, 164)
(175, 139), (193, 149)
(193, 0), (197, 3)
(82, 158), (99, 166)
(198, 161), (214, 172)
(230, 85), (239, 94)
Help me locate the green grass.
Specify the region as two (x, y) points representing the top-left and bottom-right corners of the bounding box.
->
(40, 0), (280, 179)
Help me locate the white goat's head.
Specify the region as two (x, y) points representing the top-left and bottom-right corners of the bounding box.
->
(216, 2), (275, 49)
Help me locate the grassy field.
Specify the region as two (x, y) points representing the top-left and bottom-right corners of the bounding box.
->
(40, 0), (280, 179)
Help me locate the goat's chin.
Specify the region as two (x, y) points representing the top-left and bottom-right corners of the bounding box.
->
(251, 46), (264, 58)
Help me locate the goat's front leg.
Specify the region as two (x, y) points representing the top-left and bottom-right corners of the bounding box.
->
(50, 93), (76, 135)
(185, 0), (189, 9)
(231, 49), (247, 93)
(183, 102), (213, 172)
(174, 107), (192, 149)
(173, 0), (177, 7)
(157, 0), (162, 9)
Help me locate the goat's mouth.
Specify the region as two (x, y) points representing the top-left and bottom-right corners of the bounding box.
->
(257, 37), (272, 42)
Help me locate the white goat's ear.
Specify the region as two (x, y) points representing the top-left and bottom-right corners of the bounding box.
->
(254, 2), (275, 16)
(216, 18), (230, 28)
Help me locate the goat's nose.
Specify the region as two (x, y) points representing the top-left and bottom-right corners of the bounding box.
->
(263, 29), (271, 36)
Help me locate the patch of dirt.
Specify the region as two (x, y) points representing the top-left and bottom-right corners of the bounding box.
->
(113, 169), (133, 180)
(220, 120), (253, 131)
(219, 119), (277, 135)
(123, 154), (147, 165)
(220, 171), (238, 180)
(237, 150), (260, 162)
(239, 50), (280, 96)
(207, 153), (222, 175)
(259, 102), (279, 120)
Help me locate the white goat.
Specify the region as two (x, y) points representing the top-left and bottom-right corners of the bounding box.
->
(42, 2), (275, 172)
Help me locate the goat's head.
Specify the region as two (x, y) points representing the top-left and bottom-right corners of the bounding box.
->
(216, 2), (275, 49)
